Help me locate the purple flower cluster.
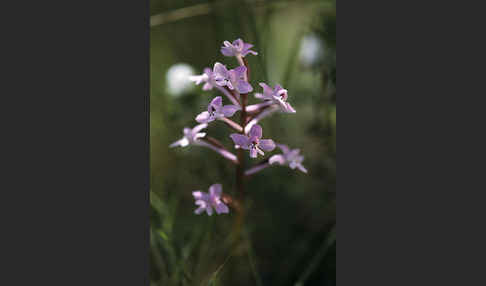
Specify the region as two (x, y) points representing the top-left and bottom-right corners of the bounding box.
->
(255, 83), (296, 113)
(170, 38), (307, 216)
(221, 38), (258, 58)
(269, 144), (307, 173)
(196, 96), (240, 124)
(213, 63), (252, 94)
(230, 125), (275, 158)
(193, 184), (229, 215)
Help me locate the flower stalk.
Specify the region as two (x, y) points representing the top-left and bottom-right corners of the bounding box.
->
(217, 117), (243, 133)
(236, 92), (248, 197)
(198, 138), (238, 164)
(216, 86), (240, 106)
(244, 159), (271, 176)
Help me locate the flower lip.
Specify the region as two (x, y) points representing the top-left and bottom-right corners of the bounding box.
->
(230, 125), (275, 158)
(255, 83), (295, 113)
(212, 62), (253, 93)
(196, 96), (240, 124)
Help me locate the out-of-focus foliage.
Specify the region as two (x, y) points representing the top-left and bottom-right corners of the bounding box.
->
(150, 0), (336, 285)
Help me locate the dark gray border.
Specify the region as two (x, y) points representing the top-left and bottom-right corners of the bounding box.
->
(340, 0), (486, 285)
(0, 0), (150, 284)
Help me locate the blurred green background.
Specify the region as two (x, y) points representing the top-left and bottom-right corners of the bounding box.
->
(150, 0), (335, 285)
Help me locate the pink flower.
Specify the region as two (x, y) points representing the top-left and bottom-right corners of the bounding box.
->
(230, 125), (275, 158)
(255, 83), (296, 113)
(169, 124), (207, 148)
(220, 38), (258, 58)
(192, 184), (229, 216)
(189, 68), (217, 91)
(195, 96), (240, 124)
(213, 62), (253, 94)
(269, 144), (308, 173)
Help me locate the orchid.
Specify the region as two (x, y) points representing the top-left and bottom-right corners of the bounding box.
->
(189, 67), (240, 106)
(230, 125), (275, 158)
(269, 144), (308, 173)
(169, 123), (207, 148)
(196, 96), (240, 124)
(255, 83), (296, 113)
(220, 38), (258, 58)
(170, 38), (308, 218)
(213, 62), (253, 94)
(189, 67), (216, 91)
(193, 184), (229, 216)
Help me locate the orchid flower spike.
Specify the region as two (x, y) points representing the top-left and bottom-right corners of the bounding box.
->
(255, 83), (296, 113)
(213, 62), (253, 94)
(193, 184), (229, 215)
(269, 144), (308, 173)
(230, 125), (275, 158)
(189, 67), (216, 91)
(196, 96), (240, 124)
(169, 123), (207, 148)
(221, 38), (258, 58)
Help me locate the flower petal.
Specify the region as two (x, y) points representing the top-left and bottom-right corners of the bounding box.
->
(196, 111), (211, 123)
(297, 164), (308, 173)
(259, 139), (275, 152)
(189, 74), (207, 85)
(194, 205), (206, 215)
(226, 81), (234, 90)
(232, 65), (247, 78)
(169, 137), (188, 148)
(204, 67), (213, 75)
(243, 42), (254, 50)
(209, 96), (223, 110)
(221, 46), (234, 57)
(276, 98), (288, 111)
(193, 191), (207, 200)
(213, 62), (228, 77)
(269, 154), (286, 165)
(221, 105), (240, 117)
(209, 184), (222, 197)
(256, 148), (265, 156)
(202, 82), (213, 91)
(249, 125), (262, 139)
(259, 82), (274, 96)
(194, 132), (206, 140)
(230, 134), (250, 149)
(192, 123), (208, 134)
(249, 148), (257, 158)
(289, 161), (298, 169)
(236, 80), (253, 94)
(288, 149), (301, 159)
(215, 202), (229, 214)
(206, 206), (213, 216)
(242, 49), (258, 56)
(233, 38), (244, 48)
(277, 144), (290, 154)
(285, 102), (296, 113)
(254, 93), (265, 100)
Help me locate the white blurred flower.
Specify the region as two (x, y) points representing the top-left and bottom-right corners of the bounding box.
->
(299, 34), (324, 67)
(166, 63), (195, 96)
